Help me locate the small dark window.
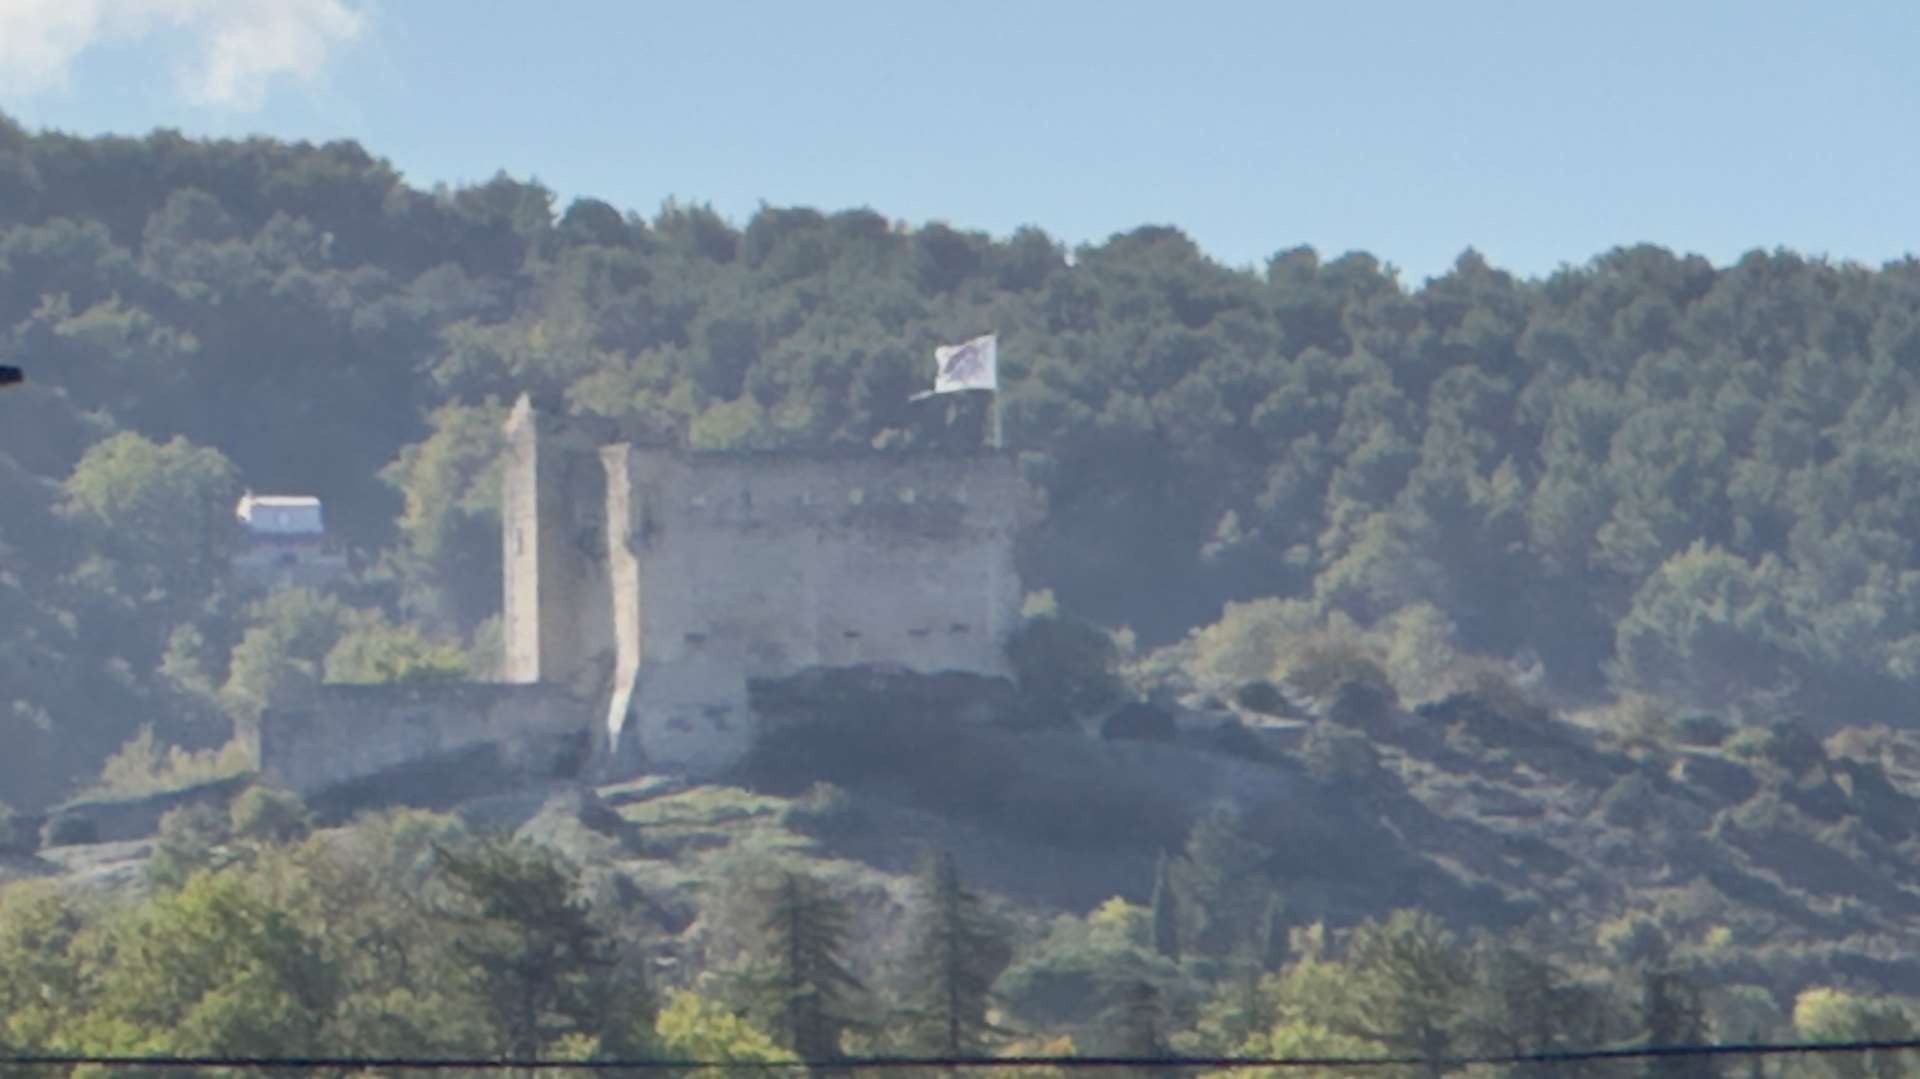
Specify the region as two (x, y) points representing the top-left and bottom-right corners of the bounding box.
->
(949, 622), (971, 634)
(843, 630), (862, 640)
(684, 632), (708, 645)
(908, 628), (931, 639)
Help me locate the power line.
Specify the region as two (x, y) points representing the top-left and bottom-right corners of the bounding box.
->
(5, 1040), (1920, 1071)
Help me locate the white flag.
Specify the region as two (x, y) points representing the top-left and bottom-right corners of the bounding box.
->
(917, 333), (997, 399)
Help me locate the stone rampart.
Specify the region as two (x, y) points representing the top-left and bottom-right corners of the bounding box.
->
(259, 682), (584, 795)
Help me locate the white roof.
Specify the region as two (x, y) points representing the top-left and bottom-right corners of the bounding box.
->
(236, 493), (326, 535)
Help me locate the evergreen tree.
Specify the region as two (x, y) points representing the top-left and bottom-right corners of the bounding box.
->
(1640, 963), (1716, 1079)
(1258, 894), (1288, 972)
(1149, 852), (1180, 962)
(1102, 979), (1175, 1079)
(750, 871), (864, 1065)
(901, 851), (1013, 1058)
(1290, 911), (1475, 1079)
(434, 836), (644, 1060)
(1171, 811), (1271, 958)
(1465, 937), (1622, 1078)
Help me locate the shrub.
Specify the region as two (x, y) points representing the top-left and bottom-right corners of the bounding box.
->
(147, 803), (234, 890)
(230, 785), (312, 844)
(90, 726), (254, 798)
(1672, 713), (1733, 747)
(0, 804), (31, 854)
(1723, 726), (1775, 762)
(1232, 680), (1292, 716)
(1301, 724), (1379, 784)
(1186, 598), (1321, 689)
(1006, 613), (1124, 724)
(781, 782), (863, 837)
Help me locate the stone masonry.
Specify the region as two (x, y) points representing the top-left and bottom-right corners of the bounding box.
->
(502, 395), (1036, 777)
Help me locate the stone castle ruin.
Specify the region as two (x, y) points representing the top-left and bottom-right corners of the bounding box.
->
(245, 394), (1035, 800)
(503, 395), (1034, 776)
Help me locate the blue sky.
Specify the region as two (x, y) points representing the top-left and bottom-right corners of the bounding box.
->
(3, 0), (1916, 284)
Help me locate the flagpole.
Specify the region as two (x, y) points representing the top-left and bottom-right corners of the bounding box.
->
(986, 390), (1003, 451)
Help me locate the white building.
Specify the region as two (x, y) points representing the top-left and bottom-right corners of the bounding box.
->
(233, 493), (348, 588)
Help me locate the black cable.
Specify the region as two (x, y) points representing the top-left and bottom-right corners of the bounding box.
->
(5, 1039), (1920, 1071)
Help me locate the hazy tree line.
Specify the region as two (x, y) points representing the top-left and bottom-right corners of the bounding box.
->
(2, 791), (1916, 1076)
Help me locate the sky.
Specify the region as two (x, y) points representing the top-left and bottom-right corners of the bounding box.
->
(1, 0), (1916, 284)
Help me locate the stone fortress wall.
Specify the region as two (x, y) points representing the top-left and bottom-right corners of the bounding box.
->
(503, 392), (1035, 777)
(246, 393), (1035, 801)
(598, 445), (1032, 774)
(257, 682), (580, 795)
(501, 401), (616, 694)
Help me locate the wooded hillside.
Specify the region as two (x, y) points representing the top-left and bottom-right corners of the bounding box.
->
(5, 113), (1920, 805)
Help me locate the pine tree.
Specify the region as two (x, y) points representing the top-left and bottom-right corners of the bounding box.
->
(1172, 811), (1270, 957)
(433, 836), (638, 1060)
(901, 851), (1013, 1058)
(751, 871), (864, 1066)
(1465, 936), (1621, 1078)
(1104, 979), (1175, 1079)
(1641, 963), (1716, 1079)
(1149, 852), (1180, 962)
(1258, 893), (1288, 972)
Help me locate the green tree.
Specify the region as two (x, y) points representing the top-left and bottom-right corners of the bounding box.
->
(229, 785), (313, 844)
(60, 431), (242, 660)
(1149, 852), (1180, 962)
(0, 881), (93, 1051)
(1789, 988), (1917, 1079)
(1639, 962), (1715, 1079)
(146, 802), (238, 891)
(901, 851), (1013, 1057)
(656, 990), (797, 1074)
(218, 588), (352, 726)
(75, 870), (339, 1058)
(1101, 979), (1174, 1079)
(434, 835), (647, 1060)
(379, 401), (509, 632)
(746, 871), (864, 1064)
(1463, 938), (1622, 1078)
(1171, 811), (1272, 958)
(1277, 911), (1475, 1079)
(1006, 613), (1125, 725)
(323, 616), (470, 684)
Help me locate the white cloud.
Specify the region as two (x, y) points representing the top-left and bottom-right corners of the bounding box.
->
(0, 0), (366, 109)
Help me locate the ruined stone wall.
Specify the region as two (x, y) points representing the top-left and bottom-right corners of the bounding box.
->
(603, 447), (1034, 772)
(258, 683), (582, 795)
(502, 398), (614, 692)
(501, 399), (542, 682)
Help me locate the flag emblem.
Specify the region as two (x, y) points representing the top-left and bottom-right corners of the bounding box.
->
(920, 334), (997, 398)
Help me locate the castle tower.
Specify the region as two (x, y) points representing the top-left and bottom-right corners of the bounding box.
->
(500, 394), (614, 693)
